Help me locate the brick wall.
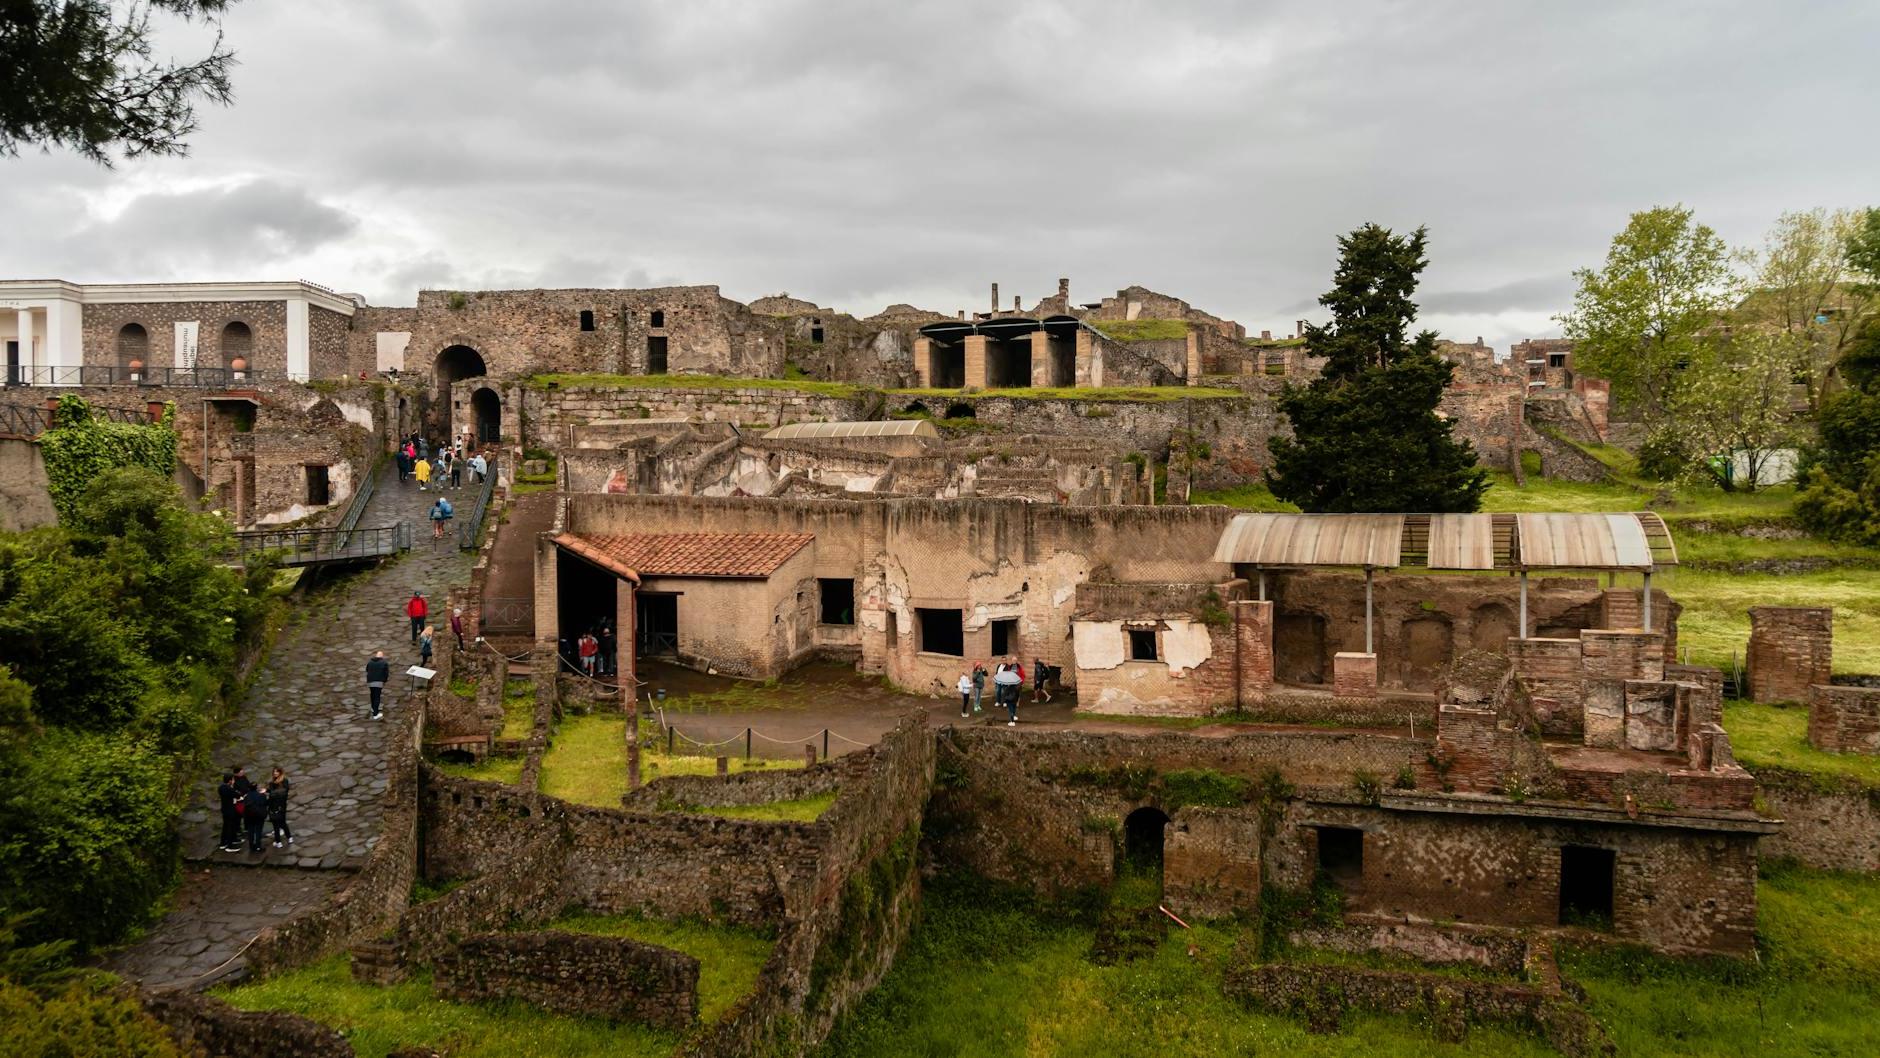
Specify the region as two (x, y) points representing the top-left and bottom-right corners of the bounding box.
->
(1808, 684), (1880, 753)
(140, 990), (352, 1058)
(434, 931), (699, 1030)
(82, 300), (289, 374)
(1748, 606), (1833, 702)
(1756, 770), (1880, 871)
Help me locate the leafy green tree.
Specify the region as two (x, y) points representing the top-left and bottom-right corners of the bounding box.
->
(0, 1), (238, 164)
(1796, 318), (1880, 544)
(1741, 207), (1879, 410)
(1658, 331), (1808, 492)
(0, 533), (153, 729)
(1266, 223), (1487, 513)
(1557, 205), (1740, 425)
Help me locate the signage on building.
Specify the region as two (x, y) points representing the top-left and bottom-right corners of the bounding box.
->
(175, 321), (200, 368)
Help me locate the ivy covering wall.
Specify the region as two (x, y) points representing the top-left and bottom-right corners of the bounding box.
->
(36, 396), (180, 522)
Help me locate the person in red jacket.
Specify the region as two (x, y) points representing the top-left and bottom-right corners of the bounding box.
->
(406, 591), (428, 644)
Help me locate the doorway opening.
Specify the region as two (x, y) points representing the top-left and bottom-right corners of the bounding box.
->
(433, 345), (487, 437)
(4, 340), (19, 386)
(556, 548), (620, 672)
(819, 579), (855, 625)
(646, 336), (669, 374)
(1315, 825), (1364, 889)
(471, 388), (502, 445)
(990, 618), (1018, 657)
(1123, 806), (1169, 868)
(917, 608), (963, 656)
(1558, 845), (1615, 929)
(636, 593), (679, 659)
(304, 464), (330, 506)
(1275, 612), (1329, 685)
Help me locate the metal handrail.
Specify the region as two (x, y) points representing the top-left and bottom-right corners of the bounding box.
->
(2, 365), (265, 388)
(0, 401), (156, 437)
(233, 523), (409, 566)
(333, 455), (383, 551)
(457, 456), (498, 551)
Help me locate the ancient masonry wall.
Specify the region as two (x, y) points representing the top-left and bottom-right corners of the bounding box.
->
(433, 931), (700, 1029)
(139, 990), (353, 1058)
(1748, 606), (1833, 702)
(81, 300), (290, 375)
(1807, 684), (1880, 754)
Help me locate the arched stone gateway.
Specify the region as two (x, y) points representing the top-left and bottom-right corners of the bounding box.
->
(471, 386), (502, 445)
(433, 344), (486, 438)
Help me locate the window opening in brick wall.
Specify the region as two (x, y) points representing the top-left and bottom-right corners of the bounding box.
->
(1128, 627), (1158, 661)
(220, 320), (252, 366)
(579, 309), (595, 331)
(917, 608), (963, 656)
(819, 579), (855, 625)
(650, 309), (665, 328)
(811, 318), (824, 344)
(116, 322), (148, 369)
(886, 610), (898, 650)
(304, 464), (330, 506)
(1315, 825), (1363, 885)
(1123, 806), (1169, 870)
(1558, 845), (1615, 929)
(646, 336), (669, 374)
(1549, 353), (1567, 368)
(991, 618), (1018, 656)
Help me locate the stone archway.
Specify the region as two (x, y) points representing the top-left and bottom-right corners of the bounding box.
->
(433, 344), (486, 438)
(470, 386), (502, 446)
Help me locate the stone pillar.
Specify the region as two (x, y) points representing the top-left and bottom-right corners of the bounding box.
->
(1031, 335), (1054, 387)
(1074, 328), (1098, 387)
(1807, 685), (1880, 754)
(1234, 599), (1274, 695)
(990, 283), (999, 312)
(1580, 630), (1665, 682)
(912, 337), (934, 388)
(1333, 652), (1377, 698)
(1748, 607), (1832, 703)
(963, 335), (989, 390)
(15, 309), (32, 379)
(616, 577), (637, 702)
(1184, 330), (1201, 386)
(534, 537), (560, 654)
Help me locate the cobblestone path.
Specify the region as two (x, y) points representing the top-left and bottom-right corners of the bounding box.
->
(103, 465), (475, 989)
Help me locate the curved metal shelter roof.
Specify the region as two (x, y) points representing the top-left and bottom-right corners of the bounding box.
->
(1211, 512), (1677, 571)
(762, 419), (940, 442)
(918, 314), (1097, 344)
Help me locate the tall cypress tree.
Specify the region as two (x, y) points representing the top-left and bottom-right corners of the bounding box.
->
(1266, 223), (1488, 513)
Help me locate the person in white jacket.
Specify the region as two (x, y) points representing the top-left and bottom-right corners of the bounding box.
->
(956, 672), (973, 718)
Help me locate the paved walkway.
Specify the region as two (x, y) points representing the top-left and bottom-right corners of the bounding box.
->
(103, 464), (474, 989)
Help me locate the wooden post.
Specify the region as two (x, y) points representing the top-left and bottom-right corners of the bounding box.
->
(804, 744), (818, 767)
(716, 755), (729, 777)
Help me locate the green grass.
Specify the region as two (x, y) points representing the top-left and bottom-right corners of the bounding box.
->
(891, 385), (1244, 401)
(1559, 861), (1880, 1057)
(816, 878), (1554, 1058)
(674, 791), (838, 823)
(499, 685), (535, 740)
(1669, 566), (1880, 674)
(215, 954), (676, 1058)
(1724, 700), (1880, 785)
(523, 373), (864, 398)
(537, 713), (801, 808)
(1090, 318), (1190, 342)
(1189, 482), (1299, 512)
(541, 911), (774, 1023)
(433, 753), (525, 786)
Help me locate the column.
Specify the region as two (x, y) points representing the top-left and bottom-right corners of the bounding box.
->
(912, 337), (934, 388)
(286, 298), (311, 381)
(15, 309), (31, 384)
(963, 334), (990, 389)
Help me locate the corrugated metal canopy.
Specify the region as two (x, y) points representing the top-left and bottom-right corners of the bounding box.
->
(1211, 512), (1677, 571)
(1211, 513), (1405, 568)
(763, 419), (940, 441)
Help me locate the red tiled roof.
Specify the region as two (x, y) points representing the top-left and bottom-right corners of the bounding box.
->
(557, 532), (814, 579)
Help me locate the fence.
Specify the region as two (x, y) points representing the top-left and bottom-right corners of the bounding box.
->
(458, 457), (499, 551)
(233, 523), (409, 567)
(332, 456), (382, 551)
(3, 365), (263, 389)
(478, 594), (534, 636)
(0, 401), (155, 437)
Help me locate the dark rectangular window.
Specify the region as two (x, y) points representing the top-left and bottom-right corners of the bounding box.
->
(1128, 628), (1158, 661)
(1316, 825), (1363, 885)
(819, 579), (854, 625)
(650, 309), (665, 328)
(917, 608), (963, 657)
(305, 464), (330, 505)
(646, 336), (669, 374)
(990, 618), (1017, 656)
(1558, 845), (1615, 928)
(579, 309), (595, 331)
(1548, 353), (1567, 368)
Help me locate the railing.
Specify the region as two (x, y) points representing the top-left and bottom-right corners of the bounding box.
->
(0, 401), (156, 437)
(233, 523), (409, 567)
(457, 457), (499, 551)
(333, 456), (383, 551)
(477, 594), (534, 636)
(3, 365), (265, 389)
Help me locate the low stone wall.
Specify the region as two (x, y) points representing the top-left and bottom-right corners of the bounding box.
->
(140, 989), (353, 1058)
(434, 931), (699, 1030)
(1286, 921), (1530, 975)
(1222, 957), (1610, 1056)
(1756, 769), (1880, 872)
(619, 760), (843, 811)
(1808, 684), (1880, 754)
(245, 702), (424, 978)
(397, 822), (568, 966)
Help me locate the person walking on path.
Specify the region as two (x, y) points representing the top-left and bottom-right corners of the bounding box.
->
(406, 591), (428, 643)
(577, 631), (599, 677)
(429, 496), (453, 540)
(957, 671), (973, 718)
(970, 662), (987, 715)
(241, 783), (268, 853)
(267, 768), (293, 848)
(217, 774), (240, 852)
(994, 659), (1024, 726)
(1033, 658), (1056, 704)
(448, 450), (463, 488)
(450, 607), (465, 652)
(366, 650), (390, 721)
(470, 452), (487, 484)
(418, 625), (435, 668)
(597, 619), (615, 676)
(414, 455), (432, 491)
(396, 446), (411, 483)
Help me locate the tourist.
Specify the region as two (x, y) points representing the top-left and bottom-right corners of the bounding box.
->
(448, 449), (463, 488)
(450, 607), (466, 652)
(217, 773), (240, 852)
(414, 454), (432, 491)
(957, 671), (973, 718)
(994, 658), (1024, 725)
(597, 618), (615, 676)
(395, 446), (410, 482)
(417, 436), (429, 461)
(366, 649), (390, 721)
(429, 495), (453, 539)
(406, 591), (428, 642)
(242, 782), (268, 853)
(970, 662), (987, 714)
(469, 452), (487, 484)
(419, 625), (435, 668)
(232, 765), (254, 795)
(578, 630), (599, 677)
(267, 767), (293, 848)
(1033, 658), (1056, 704)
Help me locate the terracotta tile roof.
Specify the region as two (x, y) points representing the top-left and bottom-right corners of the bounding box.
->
(558, 532), (814, 579)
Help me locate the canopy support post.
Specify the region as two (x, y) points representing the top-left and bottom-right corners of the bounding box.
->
(1641, 570), (1653, 632)
(1364, 567), (1375, 655)
(1518, 570), (1529, 640)
(1257, 570), (1266, 601)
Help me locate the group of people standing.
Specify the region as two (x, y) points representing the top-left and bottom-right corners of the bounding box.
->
(957, 657), (1057, 726)
(571, 620), (616, 678)
(217, 766), (291, 854)
(395, 433), (487, 493)
(375, 591), (466, 719)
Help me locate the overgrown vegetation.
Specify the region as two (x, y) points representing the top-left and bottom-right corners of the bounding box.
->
(1722, 700), (1880, 785)
(523, 372), (866, 398)
(0, 910), (185, 1057)
(536, 714), (800, 807)
(669, 791), (838, 823)
(0, 467), (282, 951)
(36, 395), (179, 521)
(1090, 318), (1190, 342)
(540, 910), (774, 1023)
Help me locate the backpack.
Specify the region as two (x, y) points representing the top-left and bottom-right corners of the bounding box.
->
(436, 498), (454, 518)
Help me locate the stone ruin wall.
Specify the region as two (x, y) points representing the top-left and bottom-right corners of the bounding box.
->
(1808, 684), (1880, 754)
(1749, 606), (1833, 703)
(433, 931), (700, 1030)
(80, 299), (290, 375)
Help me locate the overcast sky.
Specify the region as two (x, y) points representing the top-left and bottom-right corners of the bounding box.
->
(5, 0), (1878, 350)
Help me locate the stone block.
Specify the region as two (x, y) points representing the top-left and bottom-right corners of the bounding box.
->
(1748, 607), (1832, 703)
(1582, 678), (1624, 748)
(1333, 652), (1377, 698)
(1623, 680), (1682, 753)
(1808, 684), (1880, 754)
(1581, 629), (1665, 683)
